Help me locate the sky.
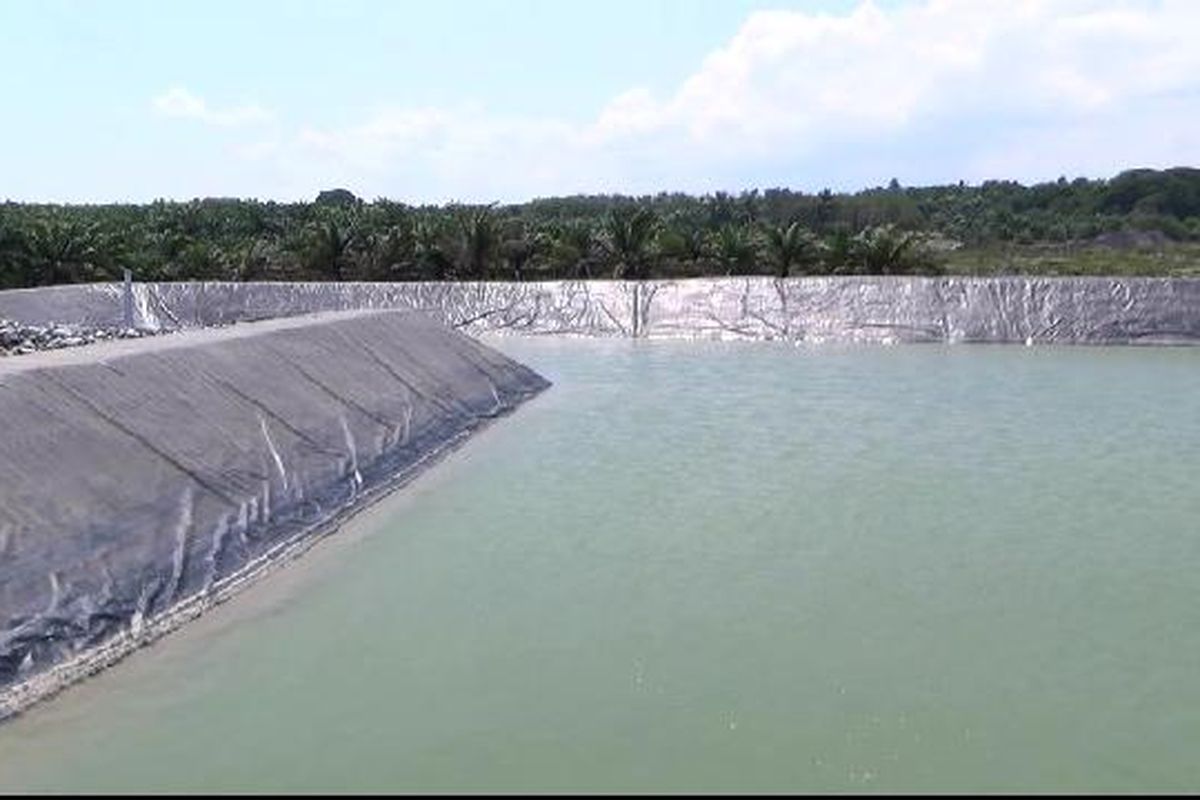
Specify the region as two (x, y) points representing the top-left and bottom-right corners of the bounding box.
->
(1, 0), (1197, 204)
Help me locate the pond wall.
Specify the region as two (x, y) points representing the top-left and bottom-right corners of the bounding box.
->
(0, 310), (549, 718)
(2, 276), (1198, 344)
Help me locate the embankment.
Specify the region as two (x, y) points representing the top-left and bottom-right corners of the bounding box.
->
(0, 310), (549, 718)
(2, 276), (1197, 344)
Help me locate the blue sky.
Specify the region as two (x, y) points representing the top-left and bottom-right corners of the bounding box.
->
(1, 0), (1196, 203)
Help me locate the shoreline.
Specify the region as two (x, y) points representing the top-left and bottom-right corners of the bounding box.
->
(0, 310), (549, 721)
(0, 384), (546, 722)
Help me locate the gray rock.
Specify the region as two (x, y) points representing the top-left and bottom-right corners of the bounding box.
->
(0, 318), (161, 357)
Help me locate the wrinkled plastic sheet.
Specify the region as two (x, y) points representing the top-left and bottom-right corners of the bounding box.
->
(2, 277), (1197, 344)
(0, 310), (548, 717)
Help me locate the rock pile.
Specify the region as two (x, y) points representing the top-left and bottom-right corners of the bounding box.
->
(0, 318), (150, 356)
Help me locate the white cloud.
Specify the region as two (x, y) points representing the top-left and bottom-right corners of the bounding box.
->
(153, 86), (273, 127)
(238, 0), (1200, 200)
(607, 0), (1200, 147)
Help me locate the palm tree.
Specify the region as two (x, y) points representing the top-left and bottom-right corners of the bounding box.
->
(712, 223), (758, 276)
(658, 215), (710, 274)
(823, 227), (854, 274)
(363, 221), (415, 281)
(233, 237), (279, 281)
(499, 221), (537, 281)
(0, 220), (29, 287)
(601, 206), (659, 280)
(814, 188), (837, 232)
(703, 191), (736, 228)
(454, 205), (498, 280)
(20, 218), (113, 285)
(552, 220), (598, 279)
(738, 189), (761, 224)
(413, 218), (454, 280)
(301, 215), (360, 281)
(763, 221), (819, 278)
(852, 224), (930, 274)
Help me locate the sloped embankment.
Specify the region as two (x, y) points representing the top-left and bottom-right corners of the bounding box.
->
(0, 310), (549, 718)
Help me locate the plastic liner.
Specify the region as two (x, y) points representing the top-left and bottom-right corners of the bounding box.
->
(0, 310), (549, 718)
(1, 277), (1197, 344)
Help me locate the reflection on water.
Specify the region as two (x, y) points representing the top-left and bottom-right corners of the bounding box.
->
(1, 339), (1198, 793)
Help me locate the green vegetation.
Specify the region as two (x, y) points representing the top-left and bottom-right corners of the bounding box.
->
(2, 168), (1199, 289)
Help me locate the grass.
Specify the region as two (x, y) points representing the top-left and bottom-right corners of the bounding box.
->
(941, 243), (1200, 278)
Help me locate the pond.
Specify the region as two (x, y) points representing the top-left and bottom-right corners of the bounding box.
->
(1, 338), (1198, 793)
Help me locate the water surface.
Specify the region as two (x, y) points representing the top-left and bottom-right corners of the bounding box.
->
(1, 339), (1198, 793)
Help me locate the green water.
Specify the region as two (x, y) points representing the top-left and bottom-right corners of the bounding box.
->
(2, 339), (1199, 793)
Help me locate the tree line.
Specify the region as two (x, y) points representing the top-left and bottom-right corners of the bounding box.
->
(1, 168), (1198, 289)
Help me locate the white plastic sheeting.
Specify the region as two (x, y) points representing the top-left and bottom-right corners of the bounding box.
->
(1, 277), (1196, 344)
